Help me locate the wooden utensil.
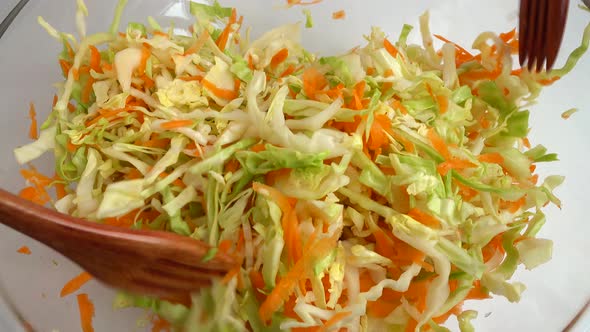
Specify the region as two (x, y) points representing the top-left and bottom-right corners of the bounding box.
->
(519, 0), (569, 71)
(0, 188), (233, 299)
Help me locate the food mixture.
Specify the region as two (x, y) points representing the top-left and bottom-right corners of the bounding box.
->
(14, 0), (590, 331)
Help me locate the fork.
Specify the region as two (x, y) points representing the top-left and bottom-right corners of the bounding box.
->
(519, 0), (570, 71)
(0, 188), (234, 300)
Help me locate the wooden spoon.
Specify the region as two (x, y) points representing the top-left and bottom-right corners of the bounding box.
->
(0, 188), (233, 300)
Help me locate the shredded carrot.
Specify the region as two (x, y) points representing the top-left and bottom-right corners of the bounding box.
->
(302, 67), (328, 100)
(160, 119), (194, 129)
(367, 114), (393, 151)
(137, 45), (151, 76)
(529, 164), (537, 173)
(153, 31), (169, 38)
(500, 195), (527, 213)
(184, 30), (210, 56)
(28, 102), (38, 139)
(383, 68), (394, 77)
(383, 38), (399, 58)
(81, 77), (95, 104)
(350, 80), (366, 110)
(478, 153), (504, 164)
(427, 128), (452, 160)
(437, 158), (477, 176)
(279, 64), (298, 78)
(178, 75), (204, 82)
(151, 315), (171, 332)
(251, 143), (266, 152)
(321, 311), (350, 330)
(270, 48), (289, 69)
(391, 100), (408, 115)
(76, 293), (95, 332)
(216, 8), (238, 52)
(522, 137), (531, 149)
(201, 78), (239, 100)
(61, 272), (93, 297)
(258, 229), (338, 324)
(265, 168), (292, 185)
(54, 181), (68, 199)
(17, 246), (31, 255)
(88, 45), (102, 73)
(59, 59), (72, 77)
(68, 103), (77, 113)
(407, 208), (440, 228)
(286, 0), (323, 6)
(331, 10), (346, 20)
(224, 158), (241, 174)
(85, 107), (132, 126)
(436, 95), (448, 114)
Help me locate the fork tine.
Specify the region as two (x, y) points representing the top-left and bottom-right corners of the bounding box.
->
(531, 0), (549, 71)
(519, 0), (531, 66)
(523, 0), (540, 69)
(546, 0), (569, 70)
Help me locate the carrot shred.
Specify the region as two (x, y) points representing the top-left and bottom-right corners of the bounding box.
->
(178, 75), (203, 82)
(160, 119), (194, 129)
(331, 10), (346, 20)
(137, 45), (151, 76)
(350, 80), (366, 110)
(436, 95), (448, 114)
(270, 48), (289, 69)
(59, 59), (72, 77)
(279, 64), (298, 78)
(151, 315), (171, 332)
(383, 38), (399, 58)
(367, 114), (393, 150)
(522, 137), (531, 149)
(68, 103), (77, 113)
(302, 67), (328, 100)
(88, 45), (102, 73)
(201, 78), (239, 100)
(85, 107), (132, 126)
(265, 168), (292, 185)
(17, 246), (31, 255)
(286, 0), (323, 6)
(478, 153), (504, 164)
(407, 208), (440, 228)
(322, 311), (350, 330)
(216, 8), (238, 52)
(28, 102), (38, 139)
(427, 128), (452, 160)
(81, 77), (95, 104)
(437, 158), (477, 176)
(184, 30), (210, 56)
(251, 143), (266, 152)
(391, 100), (408, 115)
(76, 293), (95, 332)
(61, 272), (93, 297)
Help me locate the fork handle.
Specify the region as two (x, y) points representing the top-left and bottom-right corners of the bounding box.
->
(0, 188), (88, 252)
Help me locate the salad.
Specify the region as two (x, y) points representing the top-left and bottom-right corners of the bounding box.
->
(14, 0), (590, 331)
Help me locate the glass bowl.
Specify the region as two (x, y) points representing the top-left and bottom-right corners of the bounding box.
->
(0, 0), (589, 331)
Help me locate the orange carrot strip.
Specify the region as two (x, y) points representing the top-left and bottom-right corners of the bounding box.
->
(137, 45), (151, 75)
(522, 137), (531, 149)
(407, 208), (440, 228)
(88, 45), (102, 73)
(81, 77), (95, 104)
(478, 153), (504, 164)
(270, 48), (289, 69)
(85, 108), (131, 126)
(433, 34), (474, 58)
(437, 158), (477, 176)
(151, 315), (171, 332)
(216, 8), (238, 52)
(54, 181), (68, 199)
(302, 67), (328, 100)
(178, 75), (203, 82)
(184, 30), (210, 56)
(427, 128), (451, 160)
(76, 293), (95, 332)
(201, 79), (239, 100)
(436, 95), (448, 114)
(279, 64), (297, 78)
(17, 246), (31, 255)
(322, 311), (350, 330)
(28, 102), (38, 139)
(383, 38), (399, 58)
(61, 272), (93, 297)
(59, 59), (72, 77)
(160, 119), (194, 129)
(331, 10), (346, 20)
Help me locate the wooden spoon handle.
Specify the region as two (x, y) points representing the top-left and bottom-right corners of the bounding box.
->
(0, 188), (82, 250)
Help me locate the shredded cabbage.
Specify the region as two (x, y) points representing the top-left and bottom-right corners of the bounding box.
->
(16, 1), (589, 331)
